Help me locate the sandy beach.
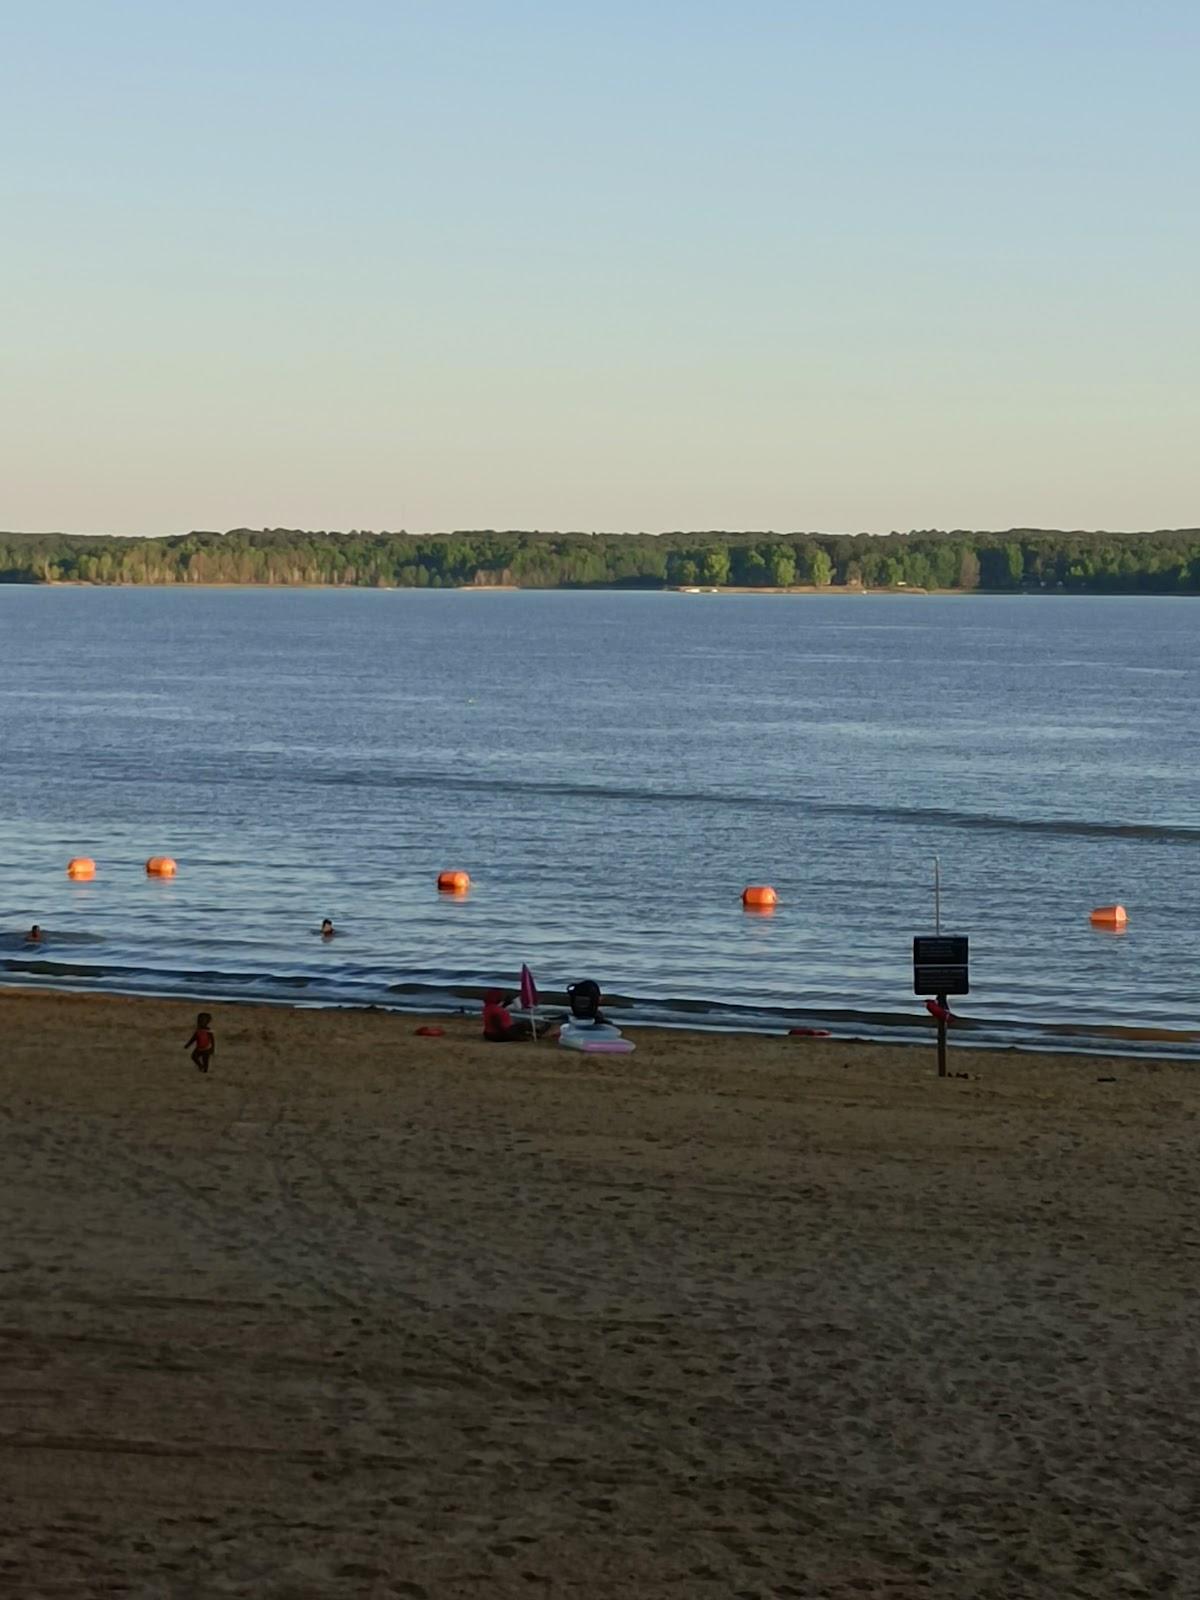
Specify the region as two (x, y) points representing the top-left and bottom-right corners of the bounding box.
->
(1, 989), (1196, 1598)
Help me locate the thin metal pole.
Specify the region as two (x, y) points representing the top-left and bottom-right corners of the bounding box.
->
(933, 856), (941, 934)
(937, 994), (948, 1078)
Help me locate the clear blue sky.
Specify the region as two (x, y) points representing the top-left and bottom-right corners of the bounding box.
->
(2, 1), (1196, 535)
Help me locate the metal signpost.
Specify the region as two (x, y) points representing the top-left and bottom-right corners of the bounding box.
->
(913, 934), (969, 1078)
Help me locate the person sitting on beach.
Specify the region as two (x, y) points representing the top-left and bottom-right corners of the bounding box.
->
(481, 989), (549, 1043)
(320, 919), (335, 939)
(26, 925), (42, 945)
(184, 1012), (215, 1073)
(566, 979), (610, 1028)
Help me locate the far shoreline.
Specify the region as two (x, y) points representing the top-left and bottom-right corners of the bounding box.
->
(7, 579), (1196, 598)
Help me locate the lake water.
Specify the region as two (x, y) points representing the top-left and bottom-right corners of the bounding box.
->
(1, 586), (1197, 1055)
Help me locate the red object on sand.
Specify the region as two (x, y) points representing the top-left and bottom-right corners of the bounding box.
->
(789, 1027), (831, 1037)
(414, 1025), (445, 1037)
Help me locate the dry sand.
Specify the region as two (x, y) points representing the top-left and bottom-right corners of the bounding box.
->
(1, 989), (1196, 1599)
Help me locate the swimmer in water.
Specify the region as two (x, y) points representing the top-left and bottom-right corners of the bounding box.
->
(320, 919), (335, 939)
(26, 925), (42, 945)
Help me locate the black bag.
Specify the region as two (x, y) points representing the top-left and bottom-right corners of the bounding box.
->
(566, 980), (603, 1022)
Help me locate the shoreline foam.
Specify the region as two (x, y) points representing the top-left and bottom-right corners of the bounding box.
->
(3, 973), (1198, 1062)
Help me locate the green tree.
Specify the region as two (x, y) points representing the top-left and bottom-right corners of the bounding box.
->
(766, 546), (796, 586)
(805, 547), (833, 586)
(731, 544), (768, 585)
(700, 547), (731, 586)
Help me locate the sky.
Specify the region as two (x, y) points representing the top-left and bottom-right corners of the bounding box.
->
(2, 1), (1197, 536)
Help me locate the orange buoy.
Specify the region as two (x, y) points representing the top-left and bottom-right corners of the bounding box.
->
(438, 870), (470, 894)
(1090, 904), (1127, 927)
(146, 856), (178, 877)
(66, 857), (96, 880)
(742, 885), (778, 909)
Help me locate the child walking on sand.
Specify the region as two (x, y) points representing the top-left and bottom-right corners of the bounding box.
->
(184, 1012), (215, 1073)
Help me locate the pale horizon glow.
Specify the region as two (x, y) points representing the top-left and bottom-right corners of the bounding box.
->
(2, 2), (1197, 537)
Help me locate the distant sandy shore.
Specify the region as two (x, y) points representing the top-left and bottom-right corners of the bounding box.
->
(3, 987), (1196, 1598)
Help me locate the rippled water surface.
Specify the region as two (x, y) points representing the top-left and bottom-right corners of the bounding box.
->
(1, 587), (1196, 1052)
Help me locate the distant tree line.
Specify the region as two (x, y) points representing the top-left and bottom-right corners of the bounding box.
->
(2, 526), (1200, 592)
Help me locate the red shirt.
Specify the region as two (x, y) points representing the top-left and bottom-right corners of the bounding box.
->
(482, 1000), (513, 1040)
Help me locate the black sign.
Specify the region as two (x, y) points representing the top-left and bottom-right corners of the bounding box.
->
(913, 935), (969, 996)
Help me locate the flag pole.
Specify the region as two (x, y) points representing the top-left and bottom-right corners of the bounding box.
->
(933, 855), (941, 934)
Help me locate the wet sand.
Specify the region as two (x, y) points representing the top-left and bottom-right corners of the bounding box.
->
(2, 988), (1196, 1598)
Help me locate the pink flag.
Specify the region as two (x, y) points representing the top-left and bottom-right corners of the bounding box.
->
(519, 964), (538, 1012)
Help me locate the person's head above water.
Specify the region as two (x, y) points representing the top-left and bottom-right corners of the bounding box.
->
(320, 919), (334, 937)
(28, 924), (41, 942)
